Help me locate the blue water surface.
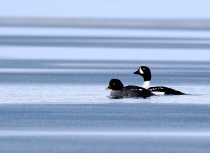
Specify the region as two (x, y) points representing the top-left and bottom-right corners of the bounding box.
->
(0, 59), (210, 153)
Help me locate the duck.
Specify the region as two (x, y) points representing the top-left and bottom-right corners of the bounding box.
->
(134, 66), (185, 95)
(106, 79), (153, 98)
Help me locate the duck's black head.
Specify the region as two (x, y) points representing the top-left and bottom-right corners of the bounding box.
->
(106, 79), (124, 90)
(134, 66), (151, 81)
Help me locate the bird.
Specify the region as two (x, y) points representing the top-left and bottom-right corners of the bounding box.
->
(134, 66), (185, 95)
(106, 79), (153, 98)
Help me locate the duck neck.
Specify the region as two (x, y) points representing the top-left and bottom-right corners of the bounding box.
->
(142, 81), (150, 89)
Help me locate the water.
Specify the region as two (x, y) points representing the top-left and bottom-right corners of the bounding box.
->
(0, 59), (210, 152)
(1, 35), (210, 48)
(0, 59), (210, 104)
(1, 104), (210, 153)
(1, 25), (210, 152)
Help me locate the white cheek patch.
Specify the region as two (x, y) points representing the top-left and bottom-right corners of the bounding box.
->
(139, 68), (144, 74)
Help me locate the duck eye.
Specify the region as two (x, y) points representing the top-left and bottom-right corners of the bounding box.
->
(143, 68), (145, 70)
(113, 83), (115, 85)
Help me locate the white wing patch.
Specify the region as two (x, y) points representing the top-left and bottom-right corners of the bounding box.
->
(152, 92), (165, 95)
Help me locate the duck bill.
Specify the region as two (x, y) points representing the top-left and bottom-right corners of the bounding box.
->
(134, 70), (140, 74)
(106, 86), (110, 90)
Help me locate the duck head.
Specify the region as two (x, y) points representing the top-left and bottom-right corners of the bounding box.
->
(134, 66), (151, 81)
(106, 79), (124, 90)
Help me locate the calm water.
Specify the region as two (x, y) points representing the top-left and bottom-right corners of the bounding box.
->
(0, 59), (210, 153)
(0, 59), (209, 104)
(1, 24), (210, 153)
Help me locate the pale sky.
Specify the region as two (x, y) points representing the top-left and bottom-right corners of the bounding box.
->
(0, 0), (210, 19)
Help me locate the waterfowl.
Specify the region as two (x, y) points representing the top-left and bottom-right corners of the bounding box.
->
(106, 79), (153, 98)
(134, 66), (185, 95)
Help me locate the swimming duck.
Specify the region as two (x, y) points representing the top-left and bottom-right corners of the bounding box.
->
(134, 66), (185, 95)
(106, 79), (153, 98)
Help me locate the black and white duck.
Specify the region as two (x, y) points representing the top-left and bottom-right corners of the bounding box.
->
(134, 66), (185, 95)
